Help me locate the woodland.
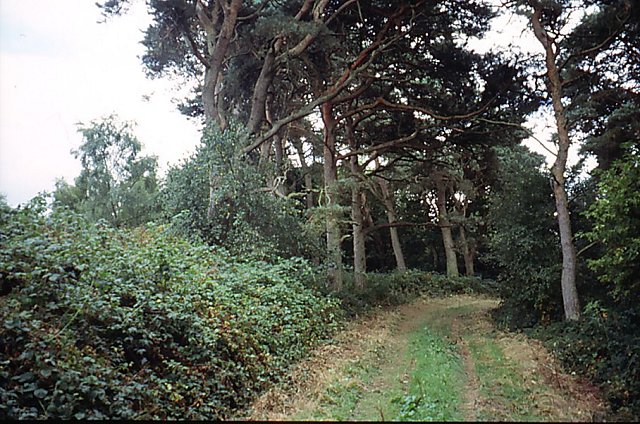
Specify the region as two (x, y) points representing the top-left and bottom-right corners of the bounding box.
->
(0, 0), (638, 420)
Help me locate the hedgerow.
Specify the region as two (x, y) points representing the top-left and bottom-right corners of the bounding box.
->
(0, 196), (341, 420)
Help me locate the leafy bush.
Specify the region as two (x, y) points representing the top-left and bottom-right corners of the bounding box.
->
(484, 146), (564, 328)
(582, 144), (640, 310)
(161, 122), (312, 260)
(527, 145), (640, 421)
(0, 197), (340, 420)
(532, 302), (640, 420)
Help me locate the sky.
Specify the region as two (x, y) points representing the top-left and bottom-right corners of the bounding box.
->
(0, 1), (584, 208)
(0, 0), (202, 207)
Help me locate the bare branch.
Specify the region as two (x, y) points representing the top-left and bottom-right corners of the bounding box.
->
(477, 118), (558, 157)
(179, 22), (210, 68)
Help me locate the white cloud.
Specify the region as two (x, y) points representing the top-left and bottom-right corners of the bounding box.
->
(0, 0), (201, 207)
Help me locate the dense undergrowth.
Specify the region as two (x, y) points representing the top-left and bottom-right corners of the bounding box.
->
(5, 194), (636, 420)
(0, 196), (501, 420)
(493, 297), (640, 420)
(531, 306), (640, 421)
(0, 198), (341, 420)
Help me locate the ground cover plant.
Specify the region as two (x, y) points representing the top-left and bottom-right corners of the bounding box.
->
(532, 303), (640, 421)
(0, 196), (340, 420)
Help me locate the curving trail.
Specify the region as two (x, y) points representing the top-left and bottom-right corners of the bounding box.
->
(241, 295), (605, 422)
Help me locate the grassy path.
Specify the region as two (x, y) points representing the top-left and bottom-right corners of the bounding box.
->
(242, 295), (605, 421)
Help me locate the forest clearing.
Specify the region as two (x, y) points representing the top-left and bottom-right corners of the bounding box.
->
(244, 295), (605, 422)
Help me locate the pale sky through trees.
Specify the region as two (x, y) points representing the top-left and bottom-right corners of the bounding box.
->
(0, 0), (202, 207)
(0, 0), (583, 207)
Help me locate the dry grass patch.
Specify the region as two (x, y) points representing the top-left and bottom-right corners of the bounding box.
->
(241, 305), (404, 421)
(496, 332), (606, 421)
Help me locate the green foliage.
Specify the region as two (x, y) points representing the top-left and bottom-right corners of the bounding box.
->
(536, 144), (640, 420)
(0, 198), (340, 420)
(315, 270), (498, 317)
(534, 302), (640, 420)
(161, 122), (313, 259)
(484, 146), (563, 327)
(161, 140), (213, 243)
(582, 144), (640, 309)
(53, 115), (161, 227)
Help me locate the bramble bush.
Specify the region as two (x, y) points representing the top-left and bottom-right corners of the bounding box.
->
(0, 196), (340, 420)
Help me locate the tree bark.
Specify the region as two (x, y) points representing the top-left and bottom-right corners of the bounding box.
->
(198, 0), (242, 220)
(291, 137), (315, 209)
(197, 0), (242, 125)
(247, 0), (330, 157)
(274, 135), (287, 197)
(458, 225), (475, 277)
(435, 178), (459, 278)
(377, 177), (407, 272)
(531, 3), (580, 320)
(321, 102), (343, 290)
(350, 156), (367, 289)
(248, 48), (276, 136)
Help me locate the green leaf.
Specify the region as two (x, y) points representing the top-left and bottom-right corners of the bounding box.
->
(33, 388), (48, 399)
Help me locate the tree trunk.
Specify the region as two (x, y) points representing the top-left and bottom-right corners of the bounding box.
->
(531, 4), (580, 320)
(198, 0), (242, 125)
(247, 0), (328, 156)
(458, 225), (475, 277)
(274, 135), (287, 197)
(248, 49), (276, 136)
(321, 102), (343, 290)
(202, 68), (218, 126)
(350, 156), (367, 289)
(435, 179), (459, 278)
(198, 0), (242, 220)
(207, 163), (217, 219)
(377, 177), (407, 272)
(291, 137), (315, 209)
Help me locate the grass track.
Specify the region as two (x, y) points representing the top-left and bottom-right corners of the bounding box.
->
(242, 295), (605, 422)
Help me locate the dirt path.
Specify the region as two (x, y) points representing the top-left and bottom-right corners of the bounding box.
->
(241, 295), (605, 421)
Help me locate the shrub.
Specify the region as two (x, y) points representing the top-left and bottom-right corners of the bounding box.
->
(0, 197), (340, 420)
(532, 302), (640, 420)
(160, 122), (312, 260)
(484, 146), (564, 328)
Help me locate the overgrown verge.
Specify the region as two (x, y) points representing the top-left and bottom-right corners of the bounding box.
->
(0, 197), (340, 420)
(486, 145), (639, 420)
(529, 304), (640, 421)
(492, 299), (639, 421)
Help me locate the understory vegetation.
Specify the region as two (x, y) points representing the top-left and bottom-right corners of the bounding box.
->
(487, 144), (640, 420)
(0, 199), (340, 420)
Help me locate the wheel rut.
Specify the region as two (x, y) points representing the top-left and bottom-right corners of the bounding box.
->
(240, 295), (606, 422)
